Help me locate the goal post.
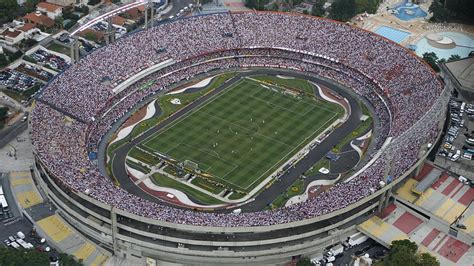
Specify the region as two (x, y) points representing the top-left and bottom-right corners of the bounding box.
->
(183, 160), (199, 171)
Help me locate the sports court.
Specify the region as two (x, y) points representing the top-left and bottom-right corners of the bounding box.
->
(139, 78), (343, 191)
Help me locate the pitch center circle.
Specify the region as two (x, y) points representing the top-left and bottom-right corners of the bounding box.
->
(229, 120), (260, 136)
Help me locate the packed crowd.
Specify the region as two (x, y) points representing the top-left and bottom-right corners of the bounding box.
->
(31, 12), (447, 227)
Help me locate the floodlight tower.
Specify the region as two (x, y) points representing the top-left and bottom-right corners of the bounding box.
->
(104, 16), (116, 45)
(377, 152), (395, 212)
(144, 0), (154, 29)
(70, 36), (80, 64)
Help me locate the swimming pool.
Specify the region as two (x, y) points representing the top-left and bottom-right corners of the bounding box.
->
(391, 0), (428, 21)
(415, 31), (474, 59)
(375, 26), (411, 44)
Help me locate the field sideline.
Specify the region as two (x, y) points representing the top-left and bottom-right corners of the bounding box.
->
(133, 77), (344, 193)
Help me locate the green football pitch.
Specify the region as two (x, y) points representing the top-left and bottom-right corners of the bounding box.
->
(137, 77), (343, 192)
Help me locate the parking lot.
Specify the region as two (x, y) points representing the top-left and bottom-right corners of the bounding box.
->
(437, 99), (474, 170)
(0, 69), (41, 92)
(29, 49), (68, 71)
(15, 63), (54, 82)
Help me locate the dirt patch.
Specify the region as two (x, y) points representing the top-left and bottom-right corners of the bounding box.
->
(121, 102), (149, 128)
(318, 84), (350, 111)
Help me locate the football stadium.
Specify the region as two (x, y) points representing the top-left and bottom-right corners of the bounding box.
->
(29, 11), (449, 264)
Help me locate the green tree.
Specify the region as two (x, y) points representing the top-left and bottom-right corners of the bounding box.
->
(58, 252), (83, 266)
(0, 54), (9, 68)
(88, 0), (101, 5)
(448, 54), (461, 62)
(422, 52), (440, 72)
(0, 107), (9, 121)
(245, 0), (270, 10)
(296, 257), (315, 266)
(311, 0), (326, 17)
(56, 16), (64, 28)
(0, 246), (50, 265)
(429, 0), (450, 22)
(330, 0), (357, 21)
(381, 240), (439, 266)
(0, 0), (18, 24)
(25, 0), (41, 13)
(84, 32), (98, 42)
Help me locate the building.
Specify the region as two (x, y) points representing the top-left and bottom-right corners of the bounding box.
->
(0, 28), (25, 45)
(441, 57), (474, 102)
(37, 2), (64, 20)
(23, 12), (55, 29)
(111, 16), (126, 27)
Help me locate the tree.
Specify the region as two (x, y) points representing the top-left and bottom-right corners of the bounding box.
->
(0, 246), (50, 265)
(311, 0), (326, 17)
(0, 107), (9, 122)
(88, 0), (101, 5)
(24, 0), (41, 13)
(56, 16), (64, 28)
(330, 0), (357, 21)
(448, 54), (461, 62)
(380, 240), (439, 266)
(0, 54), (9, 68)
(296, 257), (315, 266)
(84, 32), (98, 42)
(0, 0), (18, 24)
(422, 52), (440, 72)
(58, 252), (83, 266)
(429, 0), (450, 22)
(245, 0), (270, 10)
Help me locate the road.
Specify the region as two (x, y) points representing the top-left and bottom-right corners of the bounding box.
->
(107, 69), (363, 212)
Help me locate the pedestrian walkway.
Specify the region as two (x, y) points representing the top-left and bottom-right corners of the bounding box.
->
(37, 215), (72, 242)
(359, 204), (473, 265)
(36, 214), (109, 265)
(9, 171), (43, 209)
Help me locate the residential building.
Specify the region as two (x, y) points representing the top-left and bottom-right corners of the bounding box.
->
(37, 2), (64, 20)
(0, 28), (25, 45)
(23, 12), (55, 29)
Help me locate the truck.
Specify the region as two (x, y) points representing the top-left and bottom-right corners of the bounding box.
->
(326, 244), (344, 257)
(16, 231), (25, 240)
(344, 232), (368, 248)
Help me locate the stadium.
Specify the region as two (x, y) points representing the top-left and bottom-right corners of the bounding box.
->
(29, 11), (449, 264)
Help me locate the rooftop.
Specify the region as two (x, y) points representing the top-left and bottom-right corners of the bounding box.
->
(17, 23), (36, 32)
(1, 29), (23, 38)
(445, 57), (474, 91)
(23, 12), (55, 28)
(37, 2), (63, 12)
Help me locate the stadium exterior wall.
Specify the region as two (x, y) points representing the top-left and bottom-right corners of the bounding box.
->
(31, 123), (444, 264)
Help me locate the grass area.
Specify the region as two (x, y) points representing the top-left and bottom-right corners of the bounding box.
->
(252, 75), (315, 95)
(228, 191), (246, 200)
(128, 147), (162, 166)
(332, 102), (373, 153)
(150, 173), (224, 205)
(270, 178), (305, 208)
(46, 43), (70, 56)
(141, 78), (342, 194)
(1, 85), (41, 102)
(107, 73), (238, 156)
(305, 158), (331, 176)
(126, 159), (151, 174)
(191, 176), (225, 194)
(129, 72), (238, 139)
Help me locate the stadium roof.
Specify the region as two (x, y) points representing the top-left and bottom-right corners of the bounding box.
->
(444, 57), (474, 91)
